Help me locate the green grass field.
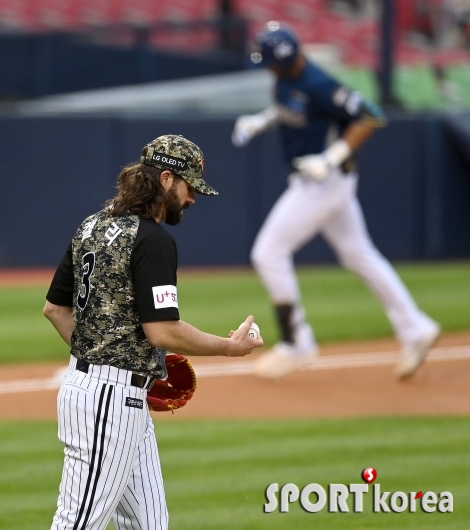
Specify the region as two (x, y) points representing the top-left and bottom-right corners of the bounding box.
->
(0, 417), (468, 530)
(1, 261), (469, 364)
(0, 262), (469, 530)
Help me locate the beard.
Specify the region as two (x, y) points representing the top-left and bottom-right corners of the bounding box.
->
(164, 184), (190, 226)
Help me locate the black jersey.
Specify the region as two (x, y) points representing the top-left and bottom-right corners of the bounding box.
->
(47, 209), (180, 377)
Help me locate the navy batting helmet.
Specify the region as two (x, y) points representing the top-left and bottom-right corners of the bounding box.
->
(250, 21), (299, 69)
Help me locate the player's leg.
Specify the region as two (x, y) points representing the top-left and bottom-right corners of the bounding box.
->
(51, 365), (149, 530)
(250, 171), (352, 377)
(112, 415), (169, 530)
(322, 194), (440, 378)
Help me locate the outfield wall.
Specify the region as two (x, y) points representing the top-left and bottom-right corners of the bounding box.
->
(0, 30), (245, 99)
(1, 112), (469, 268)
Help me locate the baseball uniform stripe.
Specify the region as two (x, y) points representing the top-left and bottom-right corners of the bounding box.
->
(111, 413), (168, 530)
(81, 385), (114, 529)
(73, 384), (108, 530)
(97, 389), (134, 526)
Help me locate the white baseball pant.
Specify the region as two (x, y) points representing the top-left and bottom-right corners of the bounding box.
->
(251, 170), (435, 345)
(51, 356), (168, 530)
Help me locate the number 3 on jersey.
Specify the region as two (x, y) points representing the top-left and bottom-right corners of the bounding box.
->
(77, 252), (96, 310)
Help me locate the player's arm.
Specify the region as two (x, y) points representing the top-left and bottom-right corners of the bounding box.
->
(44, 242), (75, 346)
(342, 117), (379, 151)
(43, 302), (75, 347)
(338, 93), (387, 151)
(231, 105), (280, 147)
(308, 114), (380, 175)
(293, 85), (386, 180)
(133, 222), (263, 358)
(142, 316), (263, 358)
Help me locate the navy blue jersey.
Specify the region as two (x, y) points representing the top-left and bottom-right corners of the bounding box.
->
(275, 61), (384, 164)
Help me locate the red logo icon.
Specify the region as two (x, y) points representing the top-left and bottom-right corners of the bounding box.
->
(362, 467), (377, 484)
(415, 491), (423, 499)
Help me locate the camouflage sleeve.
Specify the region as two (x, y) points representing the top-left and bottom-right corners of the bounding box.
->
(46, 242), (74, 307)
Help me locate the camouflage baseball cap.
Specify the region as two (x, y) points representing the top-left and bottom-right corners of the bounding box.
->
(140, 134), (218, 196)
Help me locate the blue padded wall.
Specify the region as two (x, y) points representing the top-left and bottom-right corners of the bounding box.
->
(0, 113), (468, 268)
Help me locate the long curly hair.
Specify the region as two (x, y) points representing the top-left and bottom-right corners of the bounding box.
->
(106, 162), (173, 219)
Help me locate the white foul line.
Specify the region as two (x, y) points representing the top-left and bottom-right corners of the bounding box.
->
(0, 368), (67, 395)
(0, 345), (469, 395)
(194, 346), (470, 376)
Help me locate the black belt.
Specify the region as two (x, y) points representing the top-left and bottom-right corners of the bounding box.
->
(76, 359), (154, 389)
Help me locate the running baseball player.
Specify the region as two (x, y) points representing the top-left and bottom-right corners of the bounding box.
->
(232, 21), (440, 380)
(44, 134), (263, 530)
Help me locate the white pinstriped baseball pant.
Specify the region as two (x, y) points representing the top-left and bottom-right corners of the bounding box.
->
(51, 356), (168, 530)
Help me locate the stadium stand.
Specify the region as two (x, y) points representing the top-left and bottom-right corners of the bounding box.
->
(0, 0), (470, 55)
(0, 1), (469, 108)
(0, 0), (468, 64)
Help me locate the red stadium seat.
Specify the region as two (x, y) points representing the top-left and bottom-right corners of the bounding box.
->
(0, 0), (38, 30)
(0, 0), (466, 67)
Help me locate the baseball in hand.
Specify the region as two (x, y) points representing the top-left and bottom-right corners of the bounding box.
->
(238, 321), (260, 339)
(248, 322), (260, 339)
(249, 322), (260, 339)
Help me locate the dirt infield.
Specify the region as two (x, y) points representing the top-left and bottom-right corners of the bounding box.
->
(1, 331), (469, 421)
(0, 268), (55, 287)
(0, 266), (254, 288)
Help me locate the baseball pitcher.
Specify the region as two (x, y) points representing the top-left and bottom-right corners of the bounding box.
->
(44, 135), (263, 530)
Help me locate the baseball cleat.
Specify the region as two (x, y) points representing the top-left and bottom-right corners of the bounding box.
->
(253, 342), (318, 379)
(396, 323), (441, 380)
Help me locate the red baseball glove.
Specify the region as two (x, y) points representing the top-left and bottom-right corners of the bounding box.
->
(147, 353), (197, 413)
